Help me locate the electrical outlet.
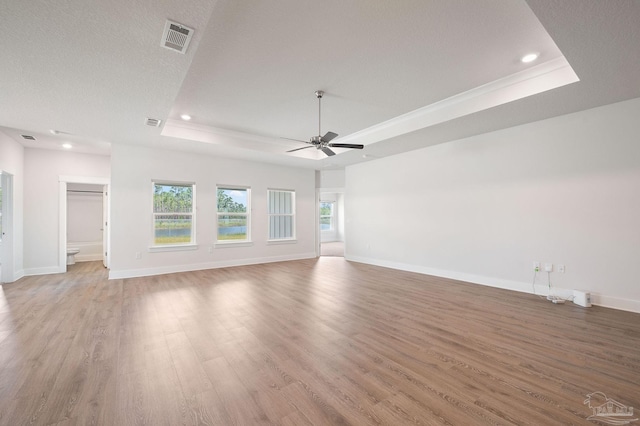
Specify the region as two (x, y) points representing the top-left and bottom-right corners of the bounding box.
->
(135, 252), (141, 260)
(558, 264), (565, 273)
(533, 261), (540, 271)
(208, 246), (213, 254)
(544, 263), (553, 272)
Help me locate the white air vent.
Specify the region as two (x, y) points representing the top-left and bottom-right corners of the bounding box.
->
(161, 20), (194, 54)
(21, 134), (36, 140)
(145, 118), (162, 127)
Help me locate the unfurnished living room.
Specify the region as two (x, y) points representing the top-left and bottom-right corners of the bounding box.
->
(1, 1), (639, 425)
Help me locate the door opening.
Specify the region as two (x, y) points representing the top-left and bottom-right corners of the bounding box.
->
(319, 191), (344, 257)
(59, 176), (110, 272)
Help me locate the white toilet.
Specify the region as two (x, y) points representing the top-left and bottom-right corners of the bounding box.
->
(67, 248), (80, 265)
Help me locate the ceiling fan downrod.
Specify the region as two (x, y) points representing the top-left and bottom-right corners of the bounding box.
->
(316, 90), (324, 141)
(284, 90), (363, 156)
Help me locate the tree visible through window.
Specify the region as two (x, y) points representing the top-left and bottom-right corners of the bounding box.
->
(217, 187), (250, 241)
(320, 201), (334, 231)
(153, 183), (195, 245)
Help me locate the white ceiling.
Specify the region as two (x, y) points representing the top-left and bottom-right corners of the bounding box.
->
(1, 0), (639, 170)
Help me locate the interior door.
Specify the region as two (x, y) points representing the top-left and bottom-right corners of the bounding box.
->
(0, 172), (13, 283)
(102, 186), (108, 268)
(0, 174), (3, 282)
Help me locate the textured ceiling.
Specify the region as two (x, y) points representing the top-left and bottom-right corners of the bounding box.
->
(1, 0), (639, 169)
(170, 0), (562, 138)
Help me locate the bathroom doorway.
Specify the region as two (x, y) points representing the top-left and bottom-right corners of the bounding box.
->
(58, 176), (110, 272)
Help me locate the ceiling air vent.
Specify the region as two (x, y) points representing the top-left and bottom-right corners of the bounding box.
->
(21, 134), (36, 140)
(145, 118), (162, 127)
(161, 20), (194, 54)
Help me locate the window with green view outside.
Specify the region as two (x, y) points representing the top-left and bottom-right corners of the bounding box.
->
(217, 187), (250, 242)
(153, 183), (195, 245)
(320, 201), (334, 231)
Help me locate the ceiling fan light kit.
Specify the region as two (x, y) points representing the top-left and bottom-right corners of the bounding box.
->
(285, 90), (364, 156)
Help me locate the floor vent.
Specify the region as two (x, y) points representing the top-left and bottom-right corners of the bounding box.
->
(21, 134), (36, 140)
(161, 20), (194, 54)
(145, 118), (162, 127)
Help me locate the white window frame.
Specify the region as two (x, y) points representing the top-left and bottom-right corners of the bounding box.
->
(320, 200), (335, 232)
(267, 189), (296, 243)
(216, 185), (251, 245)
(150, 181), (197, 252)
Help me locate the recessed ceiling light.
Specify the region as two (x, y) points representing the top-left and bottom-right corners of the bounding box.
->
(62, 143), (72, 149)
(521, 53), (539, 63)
(180, 114), (192, 121)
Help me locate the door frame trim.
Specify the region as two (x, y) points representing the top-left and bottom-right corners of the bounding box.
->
(59, 175), (110, 272)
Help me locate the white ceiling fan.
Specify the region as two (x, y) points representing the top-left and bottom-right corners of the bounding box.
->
(285, 91), (364, 156)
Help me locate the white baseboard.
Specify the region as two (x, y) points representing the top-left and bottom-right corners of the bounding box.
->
(346, 255), (640, 313)
(76, 254), (103, 262)
(3, 269), (26, 283)
(593, 294), (640, 313)
(108, 252), (317, 280)
(24, 266), (64, 276)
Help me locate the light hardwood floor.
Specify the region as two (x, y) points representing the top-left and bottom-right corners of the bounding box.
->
(0, 259), (638, 425)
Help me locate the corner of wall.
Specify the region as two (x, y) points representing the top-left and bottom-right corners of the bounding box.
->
(345, 254), (640, 314)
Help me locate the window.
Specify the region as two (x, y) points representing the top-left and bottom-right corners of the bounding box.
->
(268, 190), (295, 241)
(217, 187), (250, 242)
(152, 182), (195, 246)
(320, 201), (334, 231)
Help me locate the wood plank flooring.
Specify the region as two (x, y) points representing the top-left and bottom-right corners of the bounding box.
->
(0, 258), (638, 425)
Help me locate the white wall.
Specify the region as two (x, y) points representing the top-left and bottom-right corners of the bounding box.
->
(67, 186), (103, 261)
(318, 169), (345, 189)
(0, 132), (25, 281)
(346, 97), (640, 312)
(23, 149), (110, 273)
(67, 192), (103, 243)
(337, 192), (345, 240)
(109, 144), (316, 279)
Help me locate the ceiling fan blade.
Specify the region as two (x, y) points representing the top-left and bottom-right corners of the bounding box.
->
(321, 147), (336, 156)
(281, 137), (310, 144)
(321, 131), (338, 143)
(328, 143), (364, 149)
(286, 145), (314, 153)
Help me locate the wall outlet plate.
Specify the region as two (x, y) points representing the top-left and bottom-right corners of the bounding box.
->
(544, 263), (553, 272)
